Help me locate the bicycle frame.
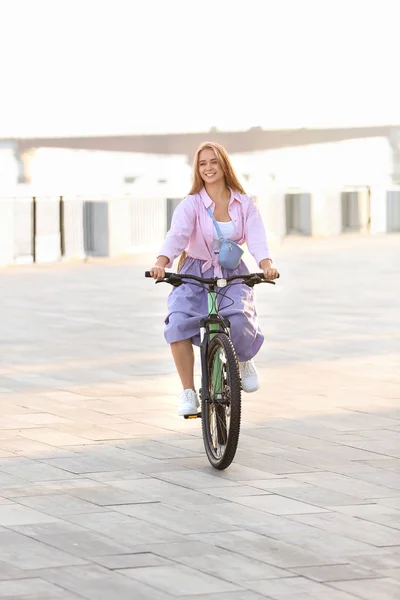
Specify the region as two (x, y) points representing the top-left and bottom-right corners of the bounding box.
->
(199, 282), (231, 404)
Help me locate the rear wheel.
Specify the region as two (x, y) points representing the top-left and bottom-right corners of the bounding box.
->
(202, 333), (241, 470)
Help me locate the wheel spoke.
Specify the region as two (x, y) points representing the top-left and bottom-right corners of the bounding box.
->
(208, 345), (231, 457)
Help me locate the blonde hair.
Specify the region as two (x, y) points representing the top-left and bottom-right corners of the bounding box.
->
(178, 142), (245, 271)
(189, 141), (246, 195)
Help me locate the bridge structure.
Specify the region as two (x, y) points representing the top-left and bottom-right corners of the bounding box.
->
(1, 124), (400, 183)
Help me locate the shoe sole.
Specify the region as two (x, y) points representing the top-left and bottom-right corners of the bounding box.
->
(178, 406), (200, 416)
(241, 384), (260, 393)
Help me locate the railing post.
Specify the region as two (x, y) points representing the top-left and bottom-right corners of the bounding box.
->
(32, 197), (37, 263)
(59, 196), (65, 257)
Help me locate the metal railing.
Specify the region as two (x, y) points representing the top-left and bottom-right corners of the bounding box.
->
(1, 188), (399, 268)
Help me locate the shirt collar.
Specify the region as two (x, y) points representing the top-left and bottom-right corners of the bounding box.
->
(199, 187), (242, 208)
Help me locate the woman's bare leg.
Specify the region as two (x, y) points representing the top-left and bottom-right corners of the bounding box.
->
(170, 340), (195, 390)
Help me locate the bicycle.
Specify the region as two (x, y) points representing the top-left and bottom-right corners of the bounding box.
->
(145, 270), (278, 470)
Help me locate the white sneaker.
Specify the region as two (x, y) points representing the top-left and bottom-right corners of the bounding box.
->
(239, 359), (260, 393)
(178, 389), (200, 416)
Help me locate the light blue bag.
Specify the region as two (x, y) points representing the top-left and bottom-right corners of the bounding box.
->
(207, 207), (244, 270)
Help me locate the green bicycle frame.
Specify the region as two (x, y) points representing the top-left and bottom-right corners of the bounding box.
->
(208, 289), (224, 396)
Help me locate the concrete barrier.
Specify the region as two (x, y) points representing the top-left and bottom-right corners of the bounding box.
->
(13, 197), (34, 264)
(61, 196), (86, 259)
(130, 197), (167, 253)
(311, 189), (342, 237)
(34, 196), (62, 263)
(285, 191), (312, 235)
(83, 197), (133, 257)
(370, 187), (387, 234)
(387, 189), (400, 232)
(0, 199), (15, 266)
(258, 187), (286, 240)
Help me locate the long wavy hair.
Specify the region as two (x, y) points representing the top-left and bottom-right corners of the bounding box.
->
(178, 142), (246, 271)
(189, 141), (246, 195)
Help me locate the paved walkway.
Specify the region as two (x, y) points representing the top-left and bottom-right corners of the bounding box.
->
(0, 234), (400, 600)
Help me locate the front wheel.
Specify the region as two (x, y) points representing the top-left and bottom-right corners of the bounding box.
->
(202, 333), (241, 470)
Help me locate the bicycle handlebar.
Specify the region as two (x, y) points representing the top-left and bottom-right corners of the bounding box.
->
(145, 271), (279, 285)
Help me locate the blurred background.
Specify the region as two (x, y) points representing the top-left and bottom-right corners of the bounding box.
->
(1, 0), (399, 264)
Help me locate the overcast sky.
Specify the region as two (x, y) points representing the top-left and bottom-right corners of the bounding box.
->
(1, 0), (399, 137)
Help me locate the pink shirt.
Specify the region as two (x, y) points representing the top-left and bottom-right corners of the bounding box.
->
(158, 187), (271, 276)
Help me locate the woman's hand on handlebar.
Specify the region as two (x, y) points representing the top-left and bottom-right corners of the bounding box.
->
(149, 256), (169, 280)
(149, 266), (166, 280)
(260, 258), (279, 281)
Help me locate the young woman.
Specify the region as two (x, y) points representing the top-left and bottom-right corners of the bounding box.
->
(150, 141), (279, 416)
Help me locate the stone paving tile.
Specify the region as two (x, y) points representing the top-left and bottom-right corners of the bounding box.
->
(378, 568), (400, 581)
(376, 497), (400, 510)
(183, 593), (267, 600)
(329, 577), (400, 599)
(245, 575), (340, 597)
(329, 503), (400, 530)
(265, 591), (360, 600)
(0, 480), (97, 499)
(275, 529), (381, 560)
(0, 560), (35, 581)
(165, 499), (273, 528)
(119, 540), (230, 559)
(0, 458), (79, 482)
(330, 461), (400, 486)
(0, 472), (29, 488)
(60, 511), (188, 546)
(41, 451), (165, 475)
(8, 494), (110, 517)
(349, 552), (400, 572)
(199, 485), (271, 499)
(1, 236), (400, 599)
(0, 438), (80, 457)
(110, 501), (238, 535)
(114, 439), (201, 459)
(291, 563), (380, 582)
(288, 512), (400, 547)
(241, 479), (373, 506)
(0, 578), (85, 599)
(117, 564), (242, 595)
(84, 470), (150, 482)
(36, 565), (174, 599)
(11, 519), (171, 559)
(0, 504), (60, 526)
(0, 530), (88, 569)
(92, 552), (173, 569)
(175, 549), (291, 582)
(62, 484), (155, 507)
(230, 493), (331, 515)
(190, 530), (343, 568)
(17, 428), (94, 446)
(289, 471), (400, 499)
(203, 509), (328, 542)
(362, 458), (400, 471)
(152, 468), (241, 489)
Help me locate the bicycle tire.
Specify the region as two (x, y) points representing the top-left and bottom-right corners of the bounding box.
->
(202, 332), (241, 470)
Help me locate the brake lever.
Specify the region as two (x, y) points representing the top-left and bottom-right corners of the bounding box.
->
(155, 275), (183, 287)
(245, 276), (277, 287)
(244, 275), (262, 288)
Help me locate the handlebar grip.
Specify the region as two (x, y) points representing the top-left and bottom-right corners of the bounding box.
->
(256, 272), (280, 279)
(145, 271), (174, 278)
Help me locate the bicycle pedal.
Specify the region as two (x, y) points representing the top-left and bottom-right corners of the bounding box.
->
(183, 413), (202, 419)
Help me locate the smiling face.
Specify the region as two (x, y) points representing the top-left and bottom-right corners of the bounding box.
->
(198, 148), (225, 186)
